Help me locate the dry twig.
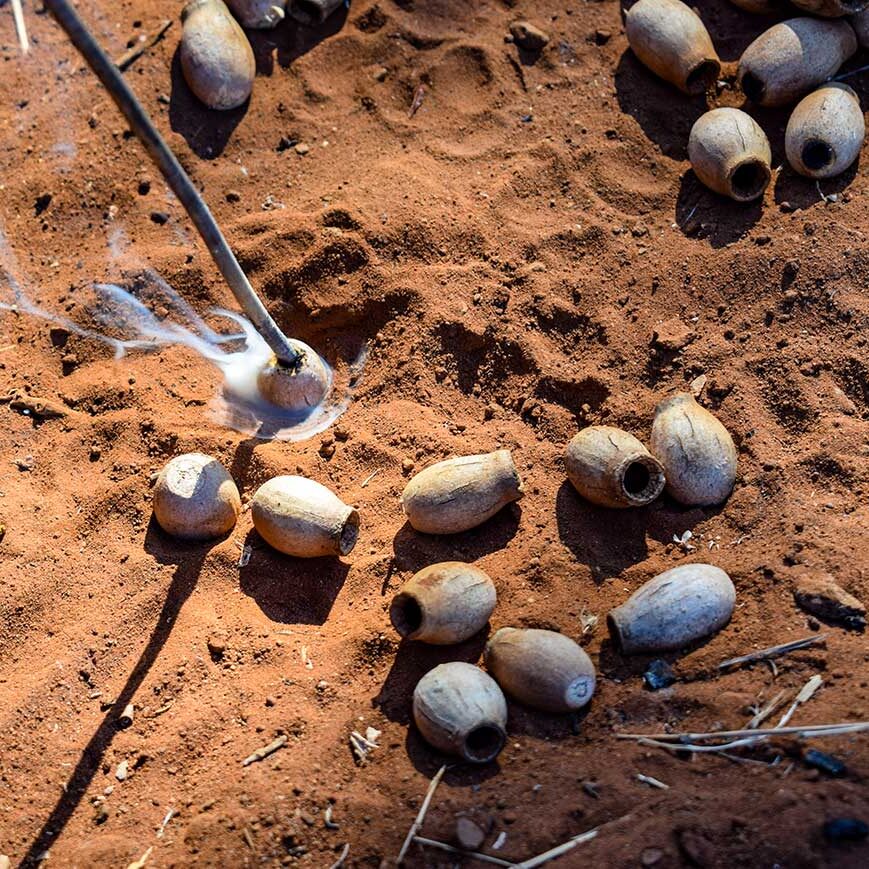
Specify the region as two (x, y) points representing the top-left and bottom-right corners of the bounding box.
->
(746, 690), (787, 729)
(718, 635), (826, 670)
(241, 735), (287, 766)
(397, 765), (446, 864)
(617, 721), (869, 743)
(11, 0), (29, 53)
(413, 836), (517, 867)
(115, 20), (172, 71)
(329, 843), (350, 869)
(776, 675), (822, 728)
(514, 829), (599, 869)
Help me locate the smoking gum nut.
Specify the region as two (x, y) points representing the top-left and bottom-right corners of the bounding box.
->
(153, 453), (241, 540)
(256, 342), (331, 413)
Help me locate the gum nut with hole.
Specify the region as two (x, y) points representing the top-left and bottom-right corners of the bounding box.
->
(226, 0), (286, 28)
(153, 453), (240, 540)
(256, 341), (331, 413)
(180, 0), (255, 111)
(565, 426), (666, 508)
(251, 476), (359, 557)
(625, 0), (721, 95)
(650, 392), (737, 506)
(785, 83), (865, 179)
(791, 0), (868, 17)
(400, 450), (524, 535)
(287, 0), (345, 25)
(607, 563), (736, 655)
(390, 562), (497, 645)
(688, 108), (772, 202)
(738, 18), (857, 108)
(852, 9), (869, 46)
(412, 662), (508, 763)
(484, 628), (596, 714)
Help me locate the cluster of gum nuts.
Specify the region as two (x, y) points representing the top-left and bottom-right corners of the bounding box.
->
(627, 0), (869, 201)
(152, 391), (738, 764)
(179, 0), (344, 111)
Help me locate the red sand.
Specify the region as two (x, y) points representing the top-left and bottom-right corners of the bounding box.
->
(0, 1), (867, 867)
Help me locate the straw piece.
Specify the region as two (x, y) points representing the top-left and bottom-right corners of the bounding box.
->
(397, 765), (447, 864)
(718, 635), (826, 670)
(615, 721), (869, 743)
(413, 836), (517, 867)
(11, 0), (29, 54)
(514, 830), (598, 869)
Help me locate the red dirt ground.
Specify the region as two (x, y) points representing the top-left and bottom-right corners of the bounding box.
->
(1, 1), (868, 867)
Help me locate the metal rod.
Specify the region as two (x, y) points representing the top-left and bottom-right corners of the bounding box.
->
(43, 0), (300, 367)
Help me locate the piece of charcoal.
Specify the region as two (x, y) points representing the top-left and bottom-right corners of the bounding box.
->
(804, 748), (846, 777)
(822, 817), (868, 843)
(644, 659), (676, 691)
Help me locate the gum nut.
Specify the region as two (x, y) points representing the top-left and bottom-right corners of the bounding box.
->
(650, 392), (737, 506)
(607, 563), (736, 655)
(785, 83), (865, 179)
(400, 450), (523, 535)
(484, 628), (596, 714)
(153, 452), (240, 540)
(256, 342), (331, 412)
(791, 0), (868, 17)
(226, 0), (286, 28)
(688, 108), (772, 202)
(738, 18), (857, 108)
(625, 0), (721, 94)
(565, 426), (665, 508)
(412, 662), (507, 763)
(251, 476), (359, 558)
(390, 562), (497, 645)
(852, 9), (869, 47)
(180, 0), (255, 111)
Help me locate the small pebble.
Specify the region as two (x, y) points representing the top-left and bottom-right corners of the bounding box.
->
(295, 142), (310, 155)
(644, 659), (676, 691)
(509, 20), (549, 53)
(455, 816), (486, 850)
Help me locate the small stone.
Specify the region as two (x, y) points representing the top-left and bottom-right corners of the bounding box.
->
(594, 29), (612, 45)
(115, 759), (129, 781)
(137, 179), (151, 196)
(652, 318), (695, 352)
(509, 21), (550, 53)
(804, 748), (846, 777)
(373, 67), (388, 82)
(265, 696), (276, 707)
(295, 142), (310, 155)
(207, 634), (227, 659)
(455, 816), (486, 851)
(319, 442), (336, 459)
(62, 353), (78, 371)
(641, 848), (664, 867)
(822, 817), (868, 843)
(226, 190), (242, 203)
(401, 458), (415, 475)
(49, 327), (70, 347)
(794, 572), (866, 630)
(94, 805), (109, 825)
(150, 211), (169, 225)
(644, 659), (676, 691)
(89, 447), (101, 461)
(35, 193), (52, 215)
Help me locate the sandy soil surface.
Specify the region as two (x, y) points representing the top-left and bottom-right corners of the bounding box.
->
(1, 1), (868, 866)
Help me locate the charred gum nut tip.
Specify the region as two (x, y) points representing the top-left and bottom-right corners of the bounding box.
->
(625, 0), (721, 94)
(251, 476), (359, 558)
(400, 450), (523, 535)
(688, 108), (772, 202)
(153, 452), (241, 541)
(738, 19), (857, 108)
(413, 662), (508, 763)
(607, 564), (736, 655)
(484, 628), (596, 714)
(389, 562), (497, 645)
(565, 426), (665, 509)
(786, 83), (865, 179)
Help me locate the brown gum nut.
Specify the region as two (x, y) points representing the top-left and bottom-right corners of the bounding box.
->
(180, 0), (255, 111)
(688, 108), (772, 202)
(390, 562), (497, 644)
(484, 628), (596, 714)
(153, 452), (240, 540)
(251, 475), (359, 557)
(785, 83), (865, 179)
(400, 450), (524, 535)
(738, 18), (857, 108)
(625, 0), (721, 95)
(650, 392), (737, 507)
(608, 563), (736, 654)
(565, 426), (665, 508)
(412, 662), (508, 763)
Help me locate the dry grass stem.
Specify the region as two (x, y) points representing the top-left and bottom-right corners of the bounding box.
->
(396, 765), (447, 864)
(413, 836), (518, 867)
(718, 635), (826, 670)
